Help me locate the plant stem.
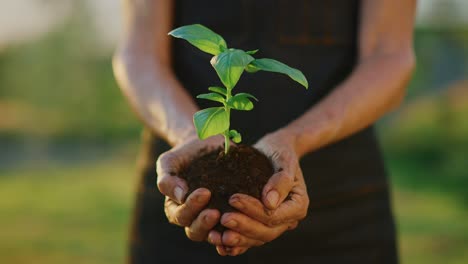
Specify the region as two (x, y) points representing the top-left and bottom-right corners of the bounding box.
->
(224, 86), (232, 154)
(223, 130), (230, 155)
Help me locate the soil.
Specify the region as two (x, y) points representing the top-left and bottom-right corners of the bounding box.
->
(180, 145), (274, 231)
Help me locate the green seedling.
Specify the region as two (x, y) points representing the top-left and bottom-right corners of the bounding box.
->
(169, 24), (308, 154)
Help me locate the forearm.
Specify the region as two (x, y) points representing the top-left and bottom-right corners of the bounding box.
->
(113, 50), (198, 147)
(281, 51), (415, 157)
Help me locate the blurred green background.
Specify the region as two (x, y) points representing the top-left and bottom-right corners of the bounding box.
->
(1, 1), (467, 263)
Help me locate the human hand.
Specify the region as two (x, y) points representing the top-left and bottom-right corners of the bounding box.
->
(156, 135), (226, 242)
(207, 130), (309, 256)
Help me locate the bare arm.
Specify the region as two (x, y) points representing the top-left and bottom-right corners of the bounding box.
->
(284, 0), (417, 156)
(113, 0), (224, 245)
(112, 0), (197, 147)
(212, 0), (417, 255)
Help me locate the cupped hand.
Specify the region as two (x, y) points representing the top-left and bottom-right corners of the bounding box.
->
(156, 135), (226, 242)
(207, 130), (309, 255)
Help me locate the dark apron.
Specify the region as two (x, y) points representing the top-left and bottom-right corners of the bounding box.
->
(129, 0), (398, 263)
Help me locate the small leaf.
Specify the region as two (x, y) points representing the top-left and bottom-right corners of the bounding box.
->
(245, 63), (260, 73)
(210, 49), (254, 89)
(208, 86), (227, 96)
(229, 129), (242, 143)
(249, 58), (309, 88)
(236, 92), (258, 101)
(227, 93), (257, 111)
(246, 49), (259, 55)
(196, 93), (225, 104)
(168, 24), (227, 55)
(193, 107), (229, 139)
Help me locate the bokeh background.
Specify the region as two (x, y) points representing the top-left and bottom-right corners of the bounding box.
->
(1, 0), (467, 263)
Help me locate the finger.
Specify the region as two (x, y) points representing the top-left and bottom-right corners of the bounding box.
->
(208, 229), (264, 248)
(209, 233), (251, 256)
(216, 245), (228, 256)
(156, 152), (188, 204)
(229, 193), (266, 222)
(207, 230), (222, 245)
(222, 229), (265, 247)
(164, 188), (211, 226)
(185, 209), (220, 241)
(230, 188), (308, 226)
(221, 212), (294, 242)
(262, 169), (296, 210)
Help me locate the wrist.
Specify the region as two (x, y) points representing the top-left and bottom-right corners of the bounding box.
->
(267, 128), (302, 157)
(170, 127), (198, 147)
(276, 125), (316, 158)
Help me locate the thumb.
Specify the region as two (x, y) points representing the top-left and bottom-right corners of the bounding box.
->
(156, 152), (188, 204)
(262, 167), (296, 210)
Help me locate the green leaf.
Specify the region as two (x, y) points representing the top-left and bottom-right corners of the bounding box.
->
(196, 93), (226, 104)
(229, 129), (242, 143)
(193, 107), (229, 140)
(227, 93), (257, 111)
(168, 24), (227, 55)
(208, 86), (227, 96)
(210, 49), (254, 89)
(246, 49), (259, 55)
(249, 58), (309, 88)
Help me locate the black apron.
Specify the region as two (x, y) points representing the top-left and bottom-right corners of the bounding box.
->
(129, 0), (398, 263)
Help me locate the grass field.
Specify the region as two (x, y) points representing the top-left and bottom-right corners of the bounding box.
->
(1, 147), (467, 264)
(0, 151), (135, 264)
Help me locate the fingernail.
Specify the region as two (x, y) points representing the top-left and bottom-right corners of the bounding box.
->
(196, 194), (206, 203)
(223, 220), (238, 228)
(230, 198), (244, 209)
(174, 186), (184, 202)
(266, 190), (279, 208)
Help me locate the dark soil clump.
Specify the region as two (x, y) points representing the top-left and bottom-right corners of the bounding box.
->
(180, 145), (274, 231)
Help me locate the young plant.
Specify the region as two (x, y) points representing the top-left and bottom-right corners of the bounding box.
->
(169, 24), (308, 154)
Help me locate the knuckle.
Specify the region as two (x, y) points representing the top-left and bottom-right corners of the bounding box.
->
(158, 152), (174, 164)
(265, 217), (279, 228)
(277, 173), (295, 189)
(288, 221), (299, 230)
(225, 236), (239, 246)
(278, 171), (293, 182)
(156, 178), (168, 194)
(241, 228), (256, 239)
(265, 212), (283, 227)
(157, 152), (178, 172)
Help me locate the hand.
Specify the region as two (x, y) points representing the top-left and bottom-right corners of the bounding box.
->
(156, 135), (225, 242)
(207, 130), (309, 255)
